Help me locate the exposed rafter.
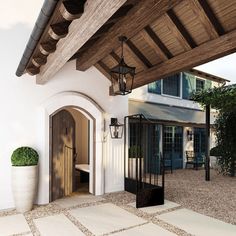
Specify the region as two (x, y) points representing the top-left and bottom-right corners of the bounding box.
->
(189, 0), (225, 39)
(133, 30), (236, 89)
(36, 0), (127, 84)
(165, 9), (197, 50)
(141, 26), (172, 61)
(125, 39), (152, 69)
(76, 0), (182, 71)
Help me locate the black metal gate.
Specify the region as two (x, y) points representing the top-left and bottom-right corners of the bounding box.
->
(124, 114), (165, 208)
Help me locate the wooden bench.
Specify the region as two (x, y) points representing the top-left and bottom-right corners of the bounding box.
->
(185, 151), (205, 170)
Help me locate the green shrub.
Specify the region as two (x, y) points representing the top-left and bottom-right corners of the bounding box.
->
(129, 145), (143, 158)
(11, 147), (39, 166)
(210, 146), (222, 156)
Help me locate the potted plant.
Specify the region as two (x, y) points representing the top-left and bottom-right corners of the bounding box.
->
(11, 146), (39, 213)
(128, 145), (143, 179)
(210, 146), (222, 169)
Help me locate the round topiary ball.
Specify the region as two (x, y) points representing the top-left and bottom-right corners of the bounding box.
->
(11, 147), (39, 166)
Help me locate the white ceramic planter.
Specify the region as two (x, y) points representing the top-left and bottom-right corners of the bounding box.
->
(12, 165), (38, 213)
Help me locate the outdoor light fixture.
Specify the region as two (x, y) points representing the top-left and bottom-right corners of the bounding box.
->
(110, 36), (136, 95)
(109, 118), (124, 139)
(187, 130), (193, 141)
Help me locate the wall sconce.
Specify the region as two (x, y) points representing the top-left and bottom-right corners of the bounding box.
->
(187, 129), (193, 141)
(109, 118), (124, 139)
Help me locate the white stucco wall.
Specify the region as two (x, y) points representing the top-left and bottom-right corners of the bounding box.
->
(0, 60), (128, 210)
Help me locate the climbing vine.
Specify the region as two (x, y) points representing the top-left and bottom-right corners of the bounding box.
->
(192, 84), (236, 176)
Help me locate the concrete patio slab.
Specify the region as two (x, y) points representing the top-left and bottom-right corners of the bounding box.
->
(128, 200), (180, 214)
(0, 214), (30, 235)
(34, 213), (84, 236)
(55, 194), (104, 208)
(110, 223), (177, 236)
(69, 203), (147, 235)
(156, 208), (236, 236)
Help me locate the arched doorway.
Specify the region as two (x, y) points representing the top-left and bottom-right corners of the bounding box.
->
(37, 92), (105, 205)
(50, 108), (91, 201)
(51, 109), (76, 201)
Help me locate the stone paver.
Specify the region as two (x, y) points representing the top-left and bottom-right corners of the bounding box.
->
(110, 223), (177, 236)
(55, 194), (104, 208)
(34, 213), (85, 236)
(0, 214), (30, 235)
(156, 208), (236, 236)
(69, 203), (147, 235)
(128, 200), (180, 214)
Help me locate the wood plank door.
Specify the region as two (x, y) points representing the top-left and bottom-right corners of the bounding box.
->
(51, 109), (76, 201)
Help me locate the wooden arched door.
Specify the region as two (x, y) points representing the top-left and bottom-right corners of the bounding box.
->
(51, 109), (76, 201)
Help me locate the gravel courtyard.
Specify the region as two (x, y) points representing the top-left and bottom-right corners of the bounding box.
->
(165, 169), (236, 225)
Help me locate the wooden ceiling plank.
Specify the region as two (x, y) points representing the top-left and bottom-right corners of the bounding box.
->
(125, 39), (152, 69)
(76, 0), (182, 71)
(141, 26), (172, 61)
(110, 51), (121, 63)
(36, 0), (127, 84)
(189, 0), (224, 39)
(165, 9), (197, 51)
(133, 29), (236, 89)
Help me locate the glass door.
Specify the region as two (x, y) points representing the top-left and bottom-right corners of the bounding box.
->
(194, 128), (206, 159)
(163, 125), (183, 169)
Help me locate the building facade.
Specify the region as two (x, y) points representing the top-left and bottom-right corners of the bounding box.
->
(129, 71), (227, 170)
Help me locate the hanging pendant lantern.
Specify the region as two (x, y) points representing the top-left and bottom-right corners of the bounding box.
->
(110, 36), (136, 95)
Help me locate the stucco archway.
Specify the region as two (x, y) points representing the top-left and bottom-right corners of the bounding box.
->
(37, 91), (105, 204)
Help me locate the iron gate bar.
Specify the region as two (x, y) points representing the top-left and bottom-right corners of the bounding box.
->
(124, 114), (165, 208)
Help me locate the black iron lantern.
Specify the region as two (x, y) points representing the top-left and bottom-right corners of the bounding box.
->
(110, 36), (136, 95)
(109, 118), (124, 139)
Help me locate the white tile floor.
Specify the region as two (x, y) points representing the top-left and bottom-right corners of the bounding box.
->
(34, 214), (85, 236)
(69, 203), (147, 235)
(0, 214), (30, 235)
(110, 223), (177, 236)
(156, 208), (236, 236)
(128, 200), (180, 214)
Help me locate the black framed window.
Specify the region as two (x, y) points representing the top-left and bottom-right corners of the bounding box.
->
(163, 74), (180, 97)
(196, 79), (205, 92)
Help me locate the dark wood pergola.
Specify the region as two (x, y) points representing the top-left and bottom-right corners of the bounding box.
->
(16, 0), (236, 181)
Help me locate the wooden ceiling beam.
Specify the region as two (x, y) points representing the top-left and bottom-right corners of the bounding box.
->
(48, 21), (71, 40)
(133, 29), (236, 89)
(125, 39), (152, 69)
(165, 9), (197, 50)
(59, 0), (85, 21)
(76, 0), (182, 71)
(189, 0), (225, 39)
(141, 26), (172, 61)
(26, 66), (40, 76)
(32, 56), (47, 67)
(110, 51), (121, 63)
(36, 0), (127, 84)
(39, 40), (57, 56)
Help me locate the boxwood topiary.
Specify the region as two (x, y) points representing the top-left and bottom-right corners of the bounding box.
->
(11, 147), (39, 166)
